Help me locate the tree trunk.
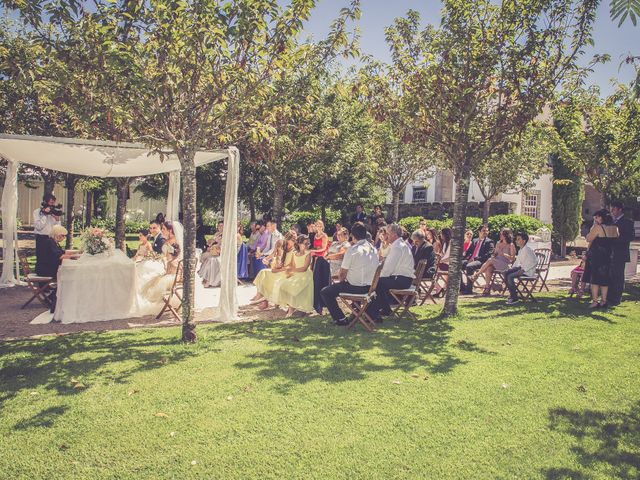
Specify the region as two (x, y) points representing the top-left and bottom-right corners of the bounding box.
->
(85, 191), (93, 227)
(115, 178), (130, 251)
(559, 233), (566, 258)
(392, 190), (400, 222)
(64, 174), (78, 250)
(321, 204), (327, 223)
(443, 164), (472, 317)
(273, 180), (285, 228)
(42, 170), (56, 197)
(481, 196), (491, 224)
(179, 152), (198, 343)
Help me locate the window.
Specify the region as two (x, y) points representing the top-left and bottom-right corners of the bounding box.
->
(522, 190), (540, 219)
(412, 186), (427, 204)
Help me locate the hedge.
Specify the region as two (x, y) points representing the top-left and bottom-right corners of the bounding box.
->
(398, 214), (546, 241)
(282, 209), (342, 235)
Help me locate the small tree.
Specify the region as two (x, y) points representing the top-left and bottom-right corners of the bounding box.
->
(474, 123), (554, 223)
(385, 1), (598, 315)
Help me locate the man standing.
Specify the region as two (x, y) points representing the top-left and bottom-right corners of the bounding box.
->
(350, 204), (367, 226)
(320, 223), (379, 326)
(148, 220), (166, 254)
(263, 220), (283, 257)
(34, 193), (61, 276)
(505, 232), (538, 305)
(461, 224), (494, 294)
(609, 201), (634, 306)
(368, 224), (416, 322)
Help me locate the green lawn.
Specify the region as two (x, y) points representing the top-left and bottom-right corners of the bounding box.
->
(1, 291), (639, 479)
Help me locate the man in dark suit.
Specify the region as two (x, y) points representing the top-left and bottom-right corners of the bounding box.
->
(461, 224), (494, 294)
(148, 220), (166, 254)
(609, 201), (634, 306)
(411, 229), (436, 277)
(350, 204), (367, 226)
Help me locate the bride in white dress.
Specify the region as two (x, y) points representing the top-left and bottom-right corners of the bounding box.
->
(137, 221), (184, 313)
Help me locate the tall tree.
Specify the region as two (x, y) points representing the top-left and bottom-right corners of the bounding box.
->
(385, 1), (598, 315)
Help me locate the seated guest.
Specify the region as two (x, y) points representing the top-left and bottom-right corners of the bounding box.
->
(461, 224), (494, 294)
(411, 229), (436, 275)
(332, 222), (343, 242)
(252, 221), (274, 275)
(471, 228), (516, 295)
(200, 222), (224, 265)
(325, 227), (351, 278)
(310, 220), (330, 257)
(321, 223), (379, 325)
(148, 220), (166, 254)
(247, 222), (260, 252)
(306, 222), (316, 247)
(370, 205), (385, 237)
(368, 224), (416, 322)
(134, 228), (152, 261)
(432, 228), (452, 297)
(350, 203), (367, 225)
(272, 235), (314, 317)
(438, 228), (452, 270)
(568, 253), (587, 298)
(426, 228), (441, 256)
(583, 209), (619, 309)
(252, 234), (296, 309)
(463, 229), (473, 255)
(39, 225), (74, 279)
(376, 226), (391, 259)
(290, 224), (301, 235)
(505, 232), (538, 305)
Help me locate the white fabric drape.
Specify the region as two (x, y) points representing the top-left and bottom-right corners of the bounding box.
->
(166, 171), (181, 221)
(218, 147), (239, 322)
(0, 159), (19, 287)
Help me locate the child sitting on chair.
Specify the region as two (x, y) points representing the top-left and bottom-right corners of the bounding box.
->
(568, 253), (587, 298)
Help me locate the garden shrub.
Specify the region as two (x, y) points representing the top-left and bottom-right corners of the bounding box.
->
(282, 209), (341, 234)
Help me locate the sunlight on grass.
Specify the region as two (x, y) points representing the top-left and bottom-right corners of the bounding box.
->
(1, 291), (639, 479)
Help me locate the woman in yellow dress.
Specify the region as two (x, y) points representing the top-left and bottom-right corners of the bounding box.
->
(272, 235), (313, 317)
(252, 232), (296, 309)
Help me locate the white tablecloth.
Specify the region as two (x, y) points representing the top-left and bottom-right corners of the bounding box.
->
(54, 250), (140, 323)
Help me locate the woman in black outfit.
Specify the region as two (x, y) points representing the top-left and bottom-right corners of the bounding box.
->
(582, 209), (619, 309)
(39, 225), (75, 313)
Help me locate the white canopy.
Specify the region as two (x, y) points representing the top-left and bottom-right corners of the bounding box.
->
(0, 134), (239, 323)
(0, 134), (228, 177)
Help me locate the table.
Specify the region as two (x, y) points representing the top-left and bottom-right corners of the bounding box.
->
(53, 250), (139, 323)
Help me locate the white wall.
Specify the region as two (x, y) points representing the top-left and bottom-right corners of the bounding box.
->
(391, 170), (554, 225)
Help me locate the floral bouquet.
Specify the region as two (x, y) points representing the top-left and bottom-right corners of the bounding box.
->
(81, 227), (114, 255)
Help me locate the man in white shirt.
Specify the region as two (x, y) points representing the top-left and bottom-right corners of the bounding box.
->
(505, 232), (538, 305)
(320, 223), (379, 325)
(34, 193), (61, 274)
(368, 224), (416, 322)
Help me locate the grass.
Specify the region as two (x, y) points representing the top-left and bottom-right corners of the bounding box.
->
(1, 290), (639, 479)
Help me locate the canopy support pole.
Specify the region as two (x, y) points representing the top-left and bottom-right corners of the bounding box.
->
(219, 146), (240, 322)
(1, 159), (20, 287)
(167, 170), (181, 221)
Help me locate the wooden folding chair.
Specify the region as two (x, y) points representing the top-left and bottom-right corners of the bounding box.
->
(534, 248), (552, 292)
(339, 263), (384, 332)
(19, 255), (56, 309)
(419, 267), (448, 305)
(156, 261), (184, 321)
(389, 259), (429, 321)
(485, 269), (509, 295)
(514, 251), (548, 301)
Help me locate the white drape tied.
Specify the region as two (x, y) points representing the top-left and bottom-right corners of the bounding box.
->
(166, 170), (181, 221)
(218, 147), (240, 322)
(0, 159), (20, 287)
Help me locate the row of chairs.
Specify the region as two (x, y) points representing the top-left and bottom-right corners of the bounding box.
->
(338, 248), (553, 332)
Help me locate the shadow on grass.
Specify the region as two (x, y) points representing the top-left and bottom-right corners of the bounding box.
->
(0, 329), (219, 415)
(545, 402), (640, 479)
(460, 287), (640, 324)
(228, 308), (493, 394)
(13, 405), (69, 430)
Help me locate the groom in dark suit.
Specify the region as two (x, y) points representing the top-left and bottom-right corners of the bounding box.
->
(609, 201), (634, 306)
(461, 224), (494, 294)
(148, 220), (166, 254)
